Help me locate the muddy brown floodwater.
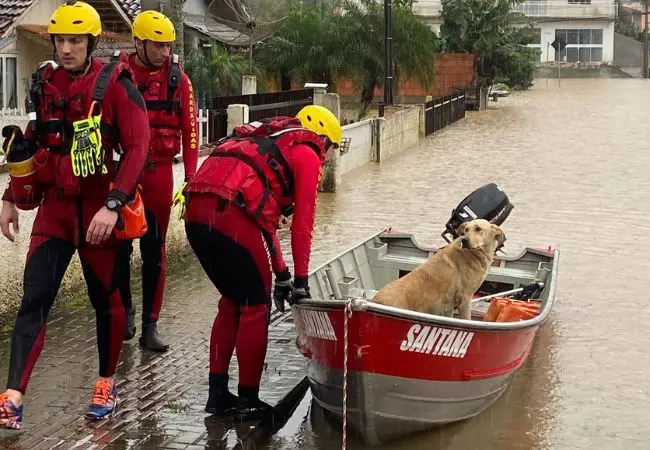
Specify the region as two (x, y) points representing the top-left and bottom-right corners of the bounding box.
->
(1, 78), (649, 449)
(268, 78), (650, 449)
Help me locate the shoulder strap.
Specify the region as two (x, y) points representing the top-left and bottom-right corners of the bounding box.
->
(166, 54), (182, 111)
(92, 61), (121, 103)
(250, 136), (294, 196)
(29, 61), (59, 133)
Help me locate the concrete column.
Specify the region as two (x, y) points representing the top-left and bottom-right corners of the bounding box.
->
(227, 104), (249, 134)
(323, 93), (341, 121)
(242, 75), (257, 95)
(313, 88), (326, 106)
(479, 86), (488, 111)
(417, 103), (426, 137)
(305, 83), (328, 106)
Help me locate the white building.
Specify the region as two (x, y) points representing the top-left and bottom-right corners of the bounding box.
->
(411, 0), (619, 65)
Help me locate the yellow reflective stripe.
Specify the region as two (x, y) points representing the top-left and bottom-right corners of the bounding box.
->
(7, 157), (35, 177)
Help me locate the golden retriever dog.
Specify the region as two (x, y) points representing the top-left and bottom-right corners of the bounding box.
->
(372, 219), (505, 320)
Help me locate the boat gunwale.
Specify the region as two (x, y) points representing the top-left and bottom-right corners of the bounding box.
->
(299, 229), (560, 332)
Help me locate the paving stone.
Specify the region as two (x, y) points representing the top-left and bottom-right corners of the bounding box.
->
(0, 250), (307, 449)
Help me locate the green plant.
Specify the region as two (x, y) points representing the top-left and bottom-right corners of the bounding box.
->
(439, 0), (536, 89)
(184, 44), (262, 107)
(616, 16), (645, 43)
(256, 1), (438, 118)
(340, 0), (439, 118)
(255, 1), (349, 90)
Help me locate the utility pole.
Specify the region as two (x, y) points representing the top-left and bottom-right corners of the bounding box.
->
(384, 0), (394, 106)
(643, 0), (648, 78)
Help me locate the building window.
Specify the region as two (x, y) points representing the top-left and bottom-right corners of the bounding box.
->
(514, 0), (548, 17)
(568, 0), (591, 4)
(0, 56), (18, 110)
(554, 29), (603, 63)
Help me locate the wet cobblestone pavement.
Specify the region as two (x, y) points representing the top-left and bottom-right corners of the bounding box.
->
(0, 250), (307, 449)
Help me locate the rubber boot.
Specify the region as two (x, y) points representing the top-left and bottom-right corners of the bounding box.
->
(124, 307), (136, 341)
(235, 385), (273, 422)
(205, 373), (238, 416)
(139, 323), (169, 352)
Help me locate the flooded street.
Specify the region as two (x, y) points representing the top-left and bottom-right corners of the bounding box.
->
(272, 78), (650, 449)
(2, 77), (650, 449)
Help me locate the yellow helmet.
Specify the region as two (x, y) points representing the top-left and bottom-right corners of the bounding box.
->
(48, 1), (101, 37)
(132, 10), (176, 42)
(296, 105), (343, 147)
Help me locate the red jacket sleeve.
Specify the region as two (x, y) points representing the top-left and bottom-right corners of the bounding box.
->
(270, 231), (288, 274)
(289, 145), (322, 278)
(180, 73), (199, 180)
(106, 73), (150, 199)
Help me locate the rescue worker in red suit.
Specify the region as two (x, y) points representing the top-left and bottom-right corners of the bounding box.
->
(116, 10), (198, 351)
(0, 1), (149, 429)
(180, 105), (347, 420)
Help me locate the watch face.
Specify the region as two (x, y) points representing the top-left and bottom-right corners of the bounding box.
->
(107, 199), (119, 210)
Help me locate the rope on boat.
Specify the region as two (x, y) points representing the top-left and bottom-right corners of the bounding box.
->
(342, 299), (353, 450)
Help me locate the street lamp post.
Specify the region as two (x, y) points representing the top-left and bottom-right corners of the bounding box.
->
(384, 0), (394, 105)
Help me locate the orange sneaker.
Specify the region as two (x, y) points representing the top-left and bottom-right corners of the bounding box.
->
(0, 392), (23, 430)
(85, 378), (117, 420)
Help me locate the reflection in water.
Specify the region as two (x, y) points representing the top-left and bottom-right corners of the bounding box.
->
(271, 79), (650, 449)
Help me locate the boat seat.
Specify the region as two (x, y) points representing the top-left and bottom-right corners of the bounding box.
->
(484, 266), (539, 286)
(376, 257), (540, 286)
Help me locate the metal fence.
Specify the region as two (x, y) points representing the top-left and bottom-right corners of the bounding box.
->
(208, 89), (313, 141)
(424, 88), (469, 136)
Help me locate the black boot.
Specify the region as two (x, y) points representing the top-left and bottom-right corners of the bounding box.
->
(205, 373), (238, 416)
(235, 385), (273, 421)
(124, 307), (136, 341)
(139, 323), (169, 352)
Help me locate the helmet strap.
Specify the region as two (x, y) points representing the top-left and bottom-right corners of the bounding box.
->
(323, 136), (336, 149)
(136, 40), (157, 69)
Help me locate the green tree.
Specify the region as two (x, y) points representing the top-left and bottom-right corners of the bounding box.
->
(439, 0), (536, 89)
(255, 1), (349, 90)
(257, 1), (438, 120)
(184, 44), (258, 107)
(339, 0), (439, 119)
(616, 16), (645, 43)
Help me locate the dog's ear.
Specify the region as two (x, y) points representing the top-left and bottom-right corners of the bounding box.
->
(491, 224), (506, 247)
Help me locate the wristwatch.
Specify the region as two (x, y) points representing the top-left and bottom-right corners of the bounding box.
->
(105, 197), (124, 212)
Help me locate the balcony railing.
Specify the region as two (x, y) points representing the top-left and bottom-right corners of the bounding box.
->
(512, 0), (618, 19)
(409, 0), (617, 19)
(412, 0), (442, 17)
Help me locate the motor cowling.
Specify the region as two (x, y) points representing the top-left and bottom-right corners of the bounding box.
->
(442, 183), (513, 243)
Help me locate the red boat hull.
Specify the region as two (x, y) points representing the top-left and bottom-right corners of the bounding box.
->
(293, 304), (541, 445)
(295, 307), (538, 381)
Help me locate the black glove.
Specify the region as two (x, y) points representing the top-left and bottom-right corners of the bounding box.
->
(294, 276), (311, 301)
(2, 125), (36, 163)
(273, 268), (294, 313)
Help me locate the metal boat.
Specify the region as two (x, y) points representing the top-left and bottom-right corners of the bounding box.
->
(292, 229), (558, 446)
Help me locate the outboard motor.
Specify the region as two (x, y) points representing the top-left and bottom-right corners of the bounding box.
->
(442, 183), (514, 243)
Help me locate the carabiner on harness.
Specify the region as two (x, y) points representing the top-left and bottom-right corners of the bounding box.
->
(71, 100), (107, 177)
